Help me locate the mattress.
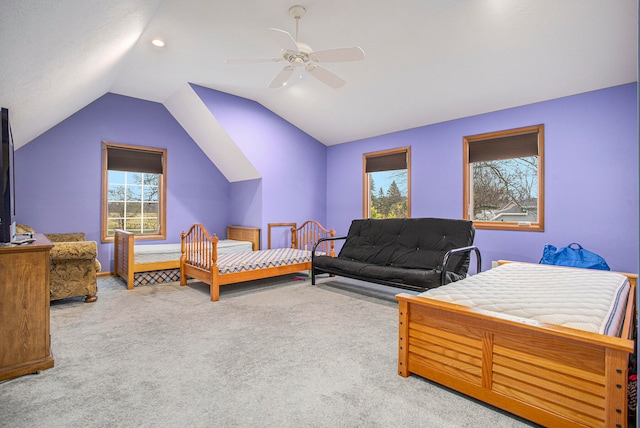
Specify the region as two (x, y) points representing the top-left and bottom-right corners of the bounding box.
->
(216, 248), (313, 274)
(134, 240), (253, 264)
(420, 262), (630, 336)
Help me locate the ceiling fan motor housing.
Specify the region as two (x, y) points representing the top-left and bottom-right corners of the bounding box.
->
(226, 4), (363, 88)
(282, 42), (312, 66)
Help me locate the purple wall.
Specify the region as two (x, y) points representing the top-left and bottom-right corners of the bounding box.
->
(13, 84), (638, 275)
(191, 85), (328, 249)
(15, 93), (230, 270)
(327, 83), (639, 273)
(229, 178), (262, 232)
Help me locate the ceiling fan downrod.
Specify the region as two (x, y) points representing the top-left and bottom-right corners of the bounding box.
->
(289, 5), (306, 42)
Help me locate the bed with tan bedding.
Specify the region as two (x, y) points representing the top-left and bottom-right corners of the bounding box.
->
(180, 220), (335, 301)
(396, 261), (637, 427)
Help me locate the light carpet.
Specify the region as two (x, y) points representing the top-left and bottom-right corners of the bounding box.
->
(0, 274), (537, 427)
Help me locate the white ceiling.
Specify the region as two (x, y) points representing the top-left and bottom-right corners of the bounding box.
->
(1, 0), (638, 150)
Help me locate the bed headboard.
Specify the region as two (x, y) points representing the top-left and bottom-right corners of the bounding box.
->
(227, 226), (260, 251)
(267, 221), (335, 255)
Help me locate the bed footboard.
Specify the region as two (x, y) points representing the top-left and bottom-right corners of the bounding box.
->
(180, 224), (218, 298)
(397, 281), (636, 427)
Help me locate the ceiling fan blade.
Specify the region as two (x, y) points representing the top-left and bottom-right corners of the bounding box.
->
(225, 57), (282, 65)
(267, 28), (299, 52)
(305, 64), (346, 88)
(268, 65), (295, 88)
(310, 46), (365, 63)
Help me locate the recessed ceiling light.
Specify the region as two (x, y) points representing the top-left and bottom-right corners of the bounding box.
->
(151, 38), (165, 47)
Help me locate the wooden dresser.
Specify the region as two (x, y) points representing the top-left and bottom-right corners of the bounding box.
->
(0, 234), (54, 381)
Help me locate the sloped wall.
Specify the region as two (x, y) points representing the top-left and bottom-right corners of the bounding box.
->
(15, 93), (230, 271)
(191, 85), (328, 249)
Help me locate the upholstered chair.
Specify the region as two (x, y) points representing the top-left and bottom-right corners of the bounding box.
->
(45, 232), (101, 302)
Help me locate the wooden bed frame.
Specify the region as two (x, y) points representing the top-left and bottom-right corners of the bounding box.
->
(396, 260), (637, 427)
(113, 226), (260, 290)
(180, 220), (335, 302)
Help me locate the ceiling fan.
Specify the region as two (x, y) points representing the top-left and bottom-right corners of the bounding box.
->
(225, 5), (365, 89)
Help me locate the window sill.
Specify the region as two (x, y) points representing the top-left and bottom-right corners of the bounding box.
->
(472, 221), (544, 232)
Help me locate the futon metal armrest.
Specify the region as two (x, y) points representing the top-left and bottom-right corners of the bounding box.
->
(311, 235), (347, 285)
(312, 236), (347, 261)
(440, 245), (482, 286)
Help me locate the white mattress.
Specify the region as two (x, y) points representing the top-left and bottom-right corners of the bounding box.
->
(134, 240), (253, 264)
(420, 263), (630, 336)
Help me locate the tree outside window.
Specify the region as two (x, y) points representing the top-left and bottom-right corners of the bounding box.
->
(107, 171), (160, 235)
(463, 125), (544, 231)
(363, 147), (410, 219)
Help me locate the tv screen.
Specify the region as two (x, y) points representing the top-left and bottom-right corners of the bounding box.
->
(0, 107), (16, 244)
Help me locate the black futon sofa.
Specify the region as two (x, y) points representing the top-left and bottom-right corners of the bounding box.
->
(311, 218), (481, 292)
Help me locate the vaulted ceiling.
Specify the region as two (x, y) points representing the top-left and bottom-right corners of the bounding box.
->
(2, 1), (637, 150)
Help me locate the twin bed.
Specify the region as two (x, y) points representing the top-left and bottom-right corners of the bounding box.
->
(113, 220), (335, 301)
(397, 261), (637, 427)
(114, 226), (259, 289)
(180, 220), (335, 301)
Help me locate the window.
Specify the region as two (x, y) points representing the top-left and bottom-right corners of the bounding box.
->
(363, 147), (411, 218)
(102, 142), (167, 242)
(463, 125), (544, 231)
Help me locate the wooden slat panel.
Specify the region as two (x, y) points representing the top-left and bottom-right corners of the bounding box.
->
(495, 333), (605, 375)
(409, 351), (482, 386)
(494, 344), (604, 385)
(408, 321), (484, 385)
(227, 226), (260, 251)
(410, 324), (481, 351)
(409, 314), (484, 347)
(410, 333), (481, 365)
(410, 336), (482, 370)
(407, 357), (597, 428)
(492, 371), (603, 418)
(492, 380), (603, 427)
(494, 359), (603, 397)
(491, 331), (608, 424)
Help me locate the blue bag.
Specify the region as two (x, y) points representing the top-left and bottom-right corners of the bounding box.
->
(539, 243), (610, 270)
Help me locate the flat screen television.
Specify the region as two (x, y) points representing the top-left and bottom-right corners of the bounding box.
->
(0, 107), (16, 244)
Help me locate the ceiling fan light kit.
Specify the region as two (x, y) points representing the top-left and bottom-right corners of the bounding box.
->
(226, 4), (365, 89)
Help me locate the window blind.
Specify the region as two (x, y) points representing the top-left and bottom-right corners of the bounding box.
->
(468, 132), (538, 163)
(107, 146), (163, 174)
(365, 151), (407, 173)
